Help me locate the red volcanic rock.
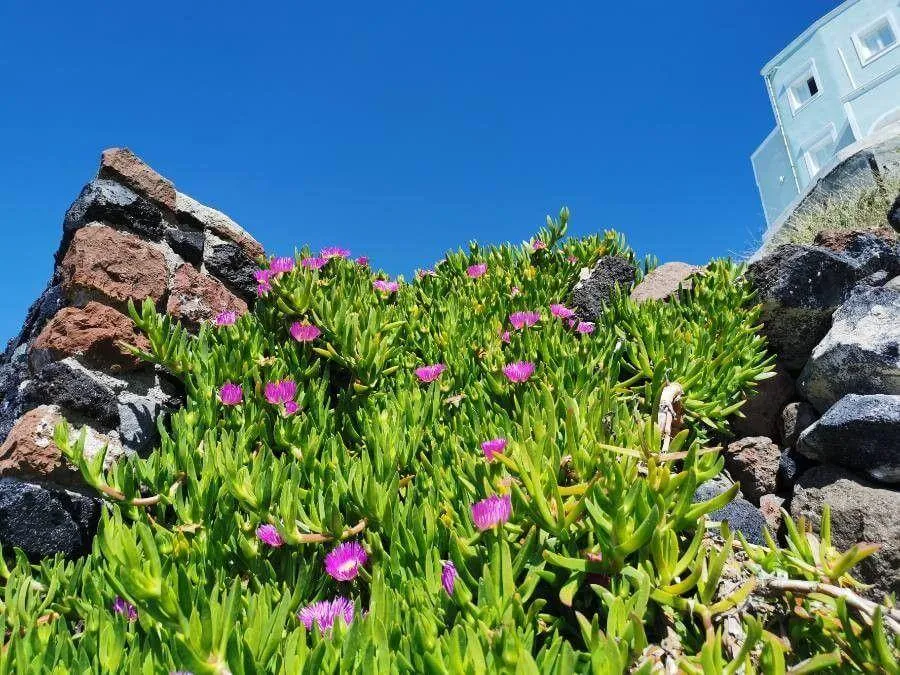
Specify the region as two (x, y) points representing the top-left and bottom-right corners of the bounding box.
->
(31, 302), (150, 373)
(60, 225), (168, 309)
(99, 147), (176, 212)
(166, 264), (248, 329)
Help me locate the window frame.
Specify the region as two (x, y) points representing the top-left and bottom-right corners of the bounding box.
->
(784, 60), (823, 116)
(801, 124), (838, 181)
(852, 12), (899, 67)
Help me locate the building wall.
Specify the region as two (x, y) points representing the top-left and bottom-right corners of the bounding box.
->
(753, 0), (900, 224)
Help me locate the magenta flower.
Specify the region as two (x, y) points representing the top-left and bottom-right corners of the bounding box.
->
(298, 596), (355, 635)
(264, 380), (297, 415)
(550, 304), (575, 319)
(219, 382), (243, 405)
(531, 239), (547, 251)
(324, 541), (368, 581)
(321, 246), (350, 259)
(415, 363), (446, 383)
(502, 361), (535, 383)
(510, 286), (521, 297)
(270, 256), (296, 274)
(301, 256), (329, 270)
(500, 330), (511, 344)
(481, 438), (507, 462)
(576, 321), (595, 335)
(441, 561), (457, 595)
(256, 524), (284, 548)
(355, 256), (369, 267)
(290, 321), (321, 343)
(255, 269), (274, 295)
(509, 311), (541, 330)
(215, 310), (237, 326)
(466, 263), (487, 278)
(471, 494), (512, 531)
(417, 268), (437, 278)
(112, 597), (138, 622)
(373, 279), (399, 294)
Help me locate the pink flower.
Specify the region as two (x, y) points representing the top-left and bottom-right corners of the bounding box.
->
(256, 524), (283, 548)
(417, 269), (437, 278)
(373, 279), (399, 294)
(466, 263), (487, 279)
(510, 286), (521, 297)
(481, 438), (507, 462)
(215, 311), (237, 326)
(576, 321), (595, 335)
(471, 494), (512, 531)
(567, 255), (579, 265)
(298, 597), (355, 635)
(503, 361), (535, 383)
(301, 256), (329, 270)
(500, 330), (511, 344)
(509, 311), (541, 330)
(112, 597), (138, 622)
(550, 304), (575, 319)
(531, 239), (547, 251)
(355, 256), (369, 267)
(255, 269), (274, 295)
(219, 382), (243, 405)
(321, 246), (350, 259)
(269, 256), (295, 274)
(290, 322), (321, 343)
(441, 561), (457, 595)
(415, 364), (446, 383)
(324, 541), (368, 581)
(264, 380), (297, 415)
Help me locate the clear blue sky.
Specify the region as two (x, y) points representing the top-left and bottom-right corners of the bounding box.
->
(0, 1), (832, 344)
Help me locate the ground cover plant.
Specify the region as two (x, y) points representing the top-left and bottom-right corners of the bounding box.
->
(1, 210), (898, 673)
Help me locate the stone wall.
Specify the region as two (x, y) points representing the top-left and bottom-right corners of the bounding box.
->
(0, 148), (263, 558)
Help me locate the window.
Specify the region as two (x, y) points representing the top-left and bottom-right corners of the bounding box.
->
(786, 66), (821, 113)
(804, 131), (835, 179)
(854, 15), (898, 64)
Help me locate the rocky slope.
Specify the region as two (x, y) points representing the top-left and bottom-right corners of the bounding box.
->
(0, 149), (261, 557)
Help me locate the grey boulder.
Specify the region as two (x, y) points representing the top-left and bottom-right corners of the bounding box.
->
(798, 285), (899, 412)
(797, 394), (900, 484)
(61, 179), (164, 244)
(0, 478), (100, 559)
(571, 256), (636, 320)
(790, 465), (900, 599)
(692, 476), (766, 545)
(745, 244), (860, 371)
(780, 401), (818, 448)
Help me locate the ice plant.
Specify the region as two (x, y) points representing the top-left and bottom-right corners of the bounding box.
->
(502, 361), (535, 383)
(214, 310), (237, 326)
(550, 304), (575, 319)
(290, 321), (321, 343)
(254, 269), (274, 295)
(509, 311), (540, 330)
(355, 256), (369, 266)
(500, 330), (511, 344)
(218, 382), (243, 406)
(441, 561), (457, 595)
(321, 246), (350, 259)
(415, 363), (446, 383)
(417, 268), (436, 278)
(373, 279), (399, 294)
(301, 256), (328, 270)
(481, 438), (507, 462)
(256, 524), (283, 548)
(575, 321), (595, 335)
(269, 256), (295, 274)
(466, 263), (487, 278)
(531, 239), (547, 251)
(264, 380), (297, 414)
(298, 597), (355, 635)
(470, 494), (512, 531)
(324, 541), (368, 581)
(112, 597), (138, 622)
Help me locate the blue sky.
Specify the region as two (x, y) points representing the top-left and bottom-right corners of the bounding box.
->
(0, 2), (832, 344)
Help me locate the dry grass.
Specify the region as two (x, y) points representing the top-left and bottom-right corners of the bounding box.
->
(763, 175), (900, 251)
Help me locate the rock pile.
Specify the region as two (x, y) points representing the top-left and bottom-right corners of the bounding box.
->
(0, 148), (262, 558)
(734, 225), (900, 598)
